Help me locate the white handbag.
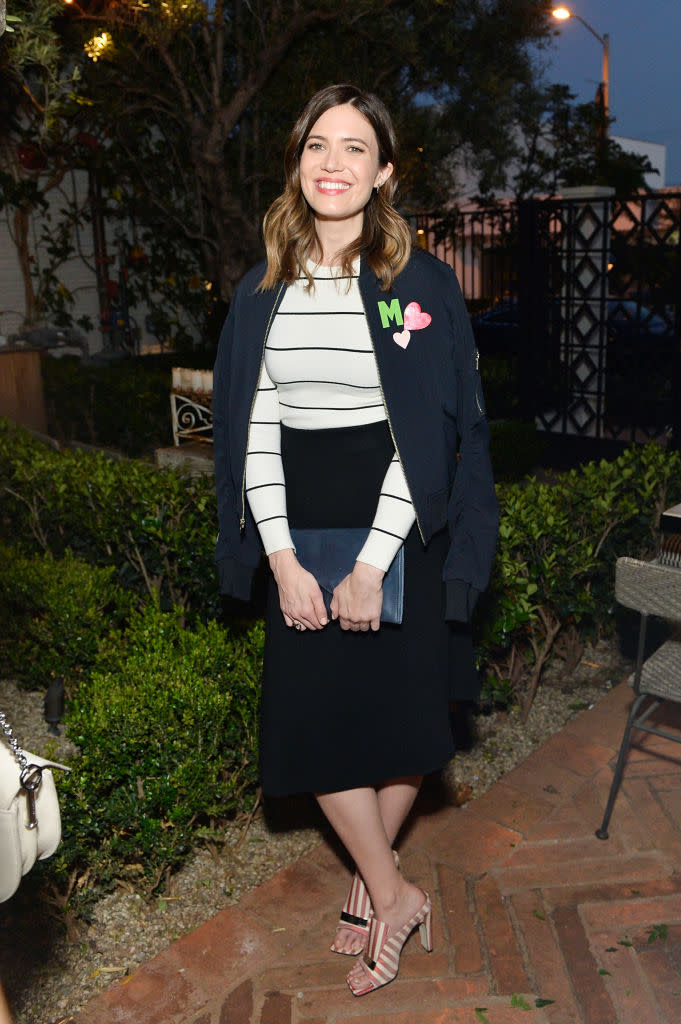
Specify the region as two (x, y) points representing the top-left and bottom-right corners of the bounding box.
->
(0, 710), (70, 903)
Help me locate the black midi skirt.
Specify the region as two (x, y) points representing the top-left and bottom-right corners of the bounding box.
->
(259, 419), (457, 796)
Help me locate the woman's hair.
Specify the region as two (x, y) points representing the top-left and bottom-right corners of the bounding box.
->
(260, 83), (412, 292)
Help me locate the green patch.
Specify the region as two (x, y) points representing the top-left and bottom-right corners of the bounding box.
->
(647, 924), (668, 944)
(510, 993), (531, 1009)
(377, 298), (403, 328)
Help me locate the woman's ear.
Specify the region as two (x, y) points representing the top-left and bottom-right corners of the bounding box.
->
(375, 162), (394, 188)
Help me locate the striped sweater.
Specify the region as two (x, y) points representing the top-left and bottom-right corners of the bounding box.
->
(245, 263), (415, 572)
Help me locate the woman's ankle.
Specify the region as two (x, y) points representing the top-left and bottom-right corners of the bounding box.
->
(371, 877), (420, 919)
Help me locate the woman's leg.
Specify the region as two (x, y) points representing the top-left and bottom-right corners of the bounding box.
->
(377, 775), (421, 843)
(0, 983), (14, 1024)
(318, 777), (424, 955)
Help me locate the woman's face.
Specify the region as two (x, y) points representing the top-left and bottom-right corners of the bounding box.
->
(299, 103), (393, 239)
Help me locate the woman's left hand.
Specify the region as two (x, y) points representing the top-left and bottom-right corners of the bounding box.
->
(330, 561), (385, 632)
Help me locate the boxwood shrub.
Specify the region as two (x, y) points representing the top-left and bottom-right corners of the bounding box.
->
(481, 441), (681, 712)
(0, 418), (219, 621)
(0, 545), (134, 689)
(42, 355), (174, 457)
(52, 601), (263, 909)
(0, 544), (263, 911)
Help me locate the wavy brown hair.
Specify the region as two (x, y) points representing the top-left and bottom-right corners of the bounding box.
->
(259, 83), (411, 292)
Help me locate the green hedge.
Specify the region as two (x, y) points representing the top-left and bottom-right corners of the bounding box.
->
(488, 419), (547, 482)
(54, 601), (262, 909)
(42, 355), (173, 457)
(3, 417), (680, 711)
(482, 442), (681, 712)
(0, 418), (219, 621)
(0, 542), (262, 912)
(42, 352), (219, 458)
(3, 418), (680, 671)
(0, 545), (135, 689)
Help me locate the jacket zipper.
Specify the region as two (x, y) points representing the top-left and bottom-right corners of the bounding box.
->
(474, 348), (483, 414)
(358, 285), (426, 545)
(240, 282), (286, 531)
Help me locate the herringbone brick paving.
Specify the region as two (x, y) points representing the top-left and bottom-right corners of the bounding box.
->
(73, 682), (681, 1023)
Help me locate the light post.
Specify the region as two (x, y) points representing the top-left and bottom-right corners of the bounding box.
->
(552, 6), (610, 132)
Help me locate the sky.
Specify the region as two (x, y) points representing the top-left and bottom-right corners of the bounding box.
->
(539, 0), (681, 186)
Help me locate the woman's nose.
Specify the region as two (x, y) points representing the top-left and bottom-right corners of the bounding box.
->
(321, 145), (343, 172)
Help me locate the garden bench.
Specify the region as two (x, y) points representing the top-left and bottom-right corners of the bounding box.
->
(170, 368), (214, 446)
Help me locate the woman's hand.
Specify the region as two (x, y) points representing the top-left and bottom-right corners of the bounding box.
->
(330, 561), (385, 632)
(269, 548), (328, 631)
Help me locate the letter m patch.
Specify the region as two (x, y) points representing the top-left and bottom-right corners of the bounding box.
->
(377, 298), (403, 329)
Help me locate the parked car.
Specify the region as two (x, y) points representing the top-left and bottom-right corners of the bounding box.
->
(471, 298), (675, 356)
(471, 297), (679, 429)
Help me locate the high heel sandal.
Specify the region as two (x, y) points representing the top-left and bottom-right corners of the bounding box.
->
(330, 871), (373, 954)
(346, 891), (432, 996)
(330, 851), (400, 956)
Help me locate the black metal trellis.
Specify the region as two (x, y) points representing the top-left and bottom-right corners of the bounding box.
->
(415, 192), (681, 449)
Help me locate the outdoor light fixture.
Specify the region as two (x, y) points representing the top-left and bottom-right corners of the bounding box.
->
(552, 5), (610, 129)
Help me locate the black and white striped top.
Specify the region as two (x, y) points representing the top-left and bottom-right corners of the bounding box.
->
(245, 263), (415, 572)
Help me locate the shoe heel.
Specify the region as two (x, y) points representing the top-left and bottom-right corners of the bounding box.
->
(419, 903), (433, 952)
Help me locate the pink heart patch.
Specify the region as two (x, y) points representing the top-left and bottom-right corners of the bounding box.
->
(393, 329), (411, 348)
(403, 301), (431, 331)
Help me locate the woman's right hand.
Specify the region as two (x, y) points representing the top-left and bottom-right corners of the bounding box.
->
(268, 548), (328, 631)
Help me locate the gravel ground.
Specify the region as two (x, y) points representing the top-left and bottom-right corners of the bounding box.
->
(0, 637), (632, 1024)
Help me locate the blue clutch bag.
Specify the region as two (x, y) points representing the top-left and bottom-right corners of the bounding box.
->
(290, 527), (404, 625)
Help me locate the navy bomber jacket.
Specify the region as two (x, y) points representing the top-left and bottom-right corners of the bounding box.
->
(212, 246), (499, 623)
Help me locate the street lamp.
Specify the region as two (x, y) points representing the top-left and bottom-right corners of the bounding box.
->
(552, 6), (610, 131)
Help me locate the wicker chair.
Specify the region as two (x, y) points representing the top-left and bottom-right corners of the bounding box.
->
(596, 555), (681, 839)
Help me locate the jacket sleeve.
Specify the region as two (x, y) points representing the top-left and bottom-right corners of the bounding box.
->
(212, 286), (263, 600)
(442, 271), (499, 622)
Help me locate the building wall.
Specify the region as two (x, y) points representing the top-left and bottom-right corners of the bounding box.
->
(611, 135), (666, 189)
(0, 167), (161, 353)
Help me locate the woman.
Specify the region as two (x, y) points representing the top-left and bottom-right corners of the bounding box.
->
(212, 83), (498, 996)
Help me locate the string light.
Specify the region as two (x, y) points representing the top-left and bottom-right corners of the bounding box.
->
(84, 31), (113, 63)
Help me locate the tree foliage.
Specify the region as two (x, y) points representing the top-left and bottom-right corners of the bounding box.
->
(6, 2), (652, 341)
(57, 0), (555, 306)
(508, 83), (657, 199)
(0, 0), (97, 328)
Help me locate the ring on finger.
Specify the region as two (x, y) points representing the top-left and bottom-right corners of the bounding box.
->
(293, 620), (303, 631)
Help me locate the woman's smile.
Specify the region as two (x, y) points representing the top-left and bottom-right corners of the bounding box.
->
(314, 179), (352, 194)
(299, 103), (392, 243)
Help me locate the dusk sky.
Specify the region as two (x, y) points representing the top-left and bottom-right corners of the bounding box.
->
(540, 0), (681, 186)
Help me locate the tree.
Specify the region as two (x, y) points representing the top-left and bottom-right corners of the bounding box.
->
(60, 0), (555, 308)
(4, 2), (571, 343)
(508, 84), (657, 199)
(0, 0), (96, 329)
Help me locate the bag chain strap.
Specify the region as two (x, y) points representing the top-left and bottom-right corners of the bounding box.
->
(0, 710), (43, 829)
(0, 710), (31, 772)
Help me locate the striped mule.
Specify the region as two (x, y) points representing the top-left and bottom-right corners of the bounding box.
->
(330, 871), (373, 955)
(346, 891), (433, 996)
(330, 850), (400, 956)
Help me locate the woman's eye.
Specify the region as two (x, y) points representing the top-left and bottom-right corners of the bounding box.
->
(307, 142), (324, 151)
(348, 146), (364, 153)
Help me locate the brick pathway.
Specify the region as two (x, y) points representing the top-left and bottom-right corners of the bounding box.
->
(72, 682), (681, 1024)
